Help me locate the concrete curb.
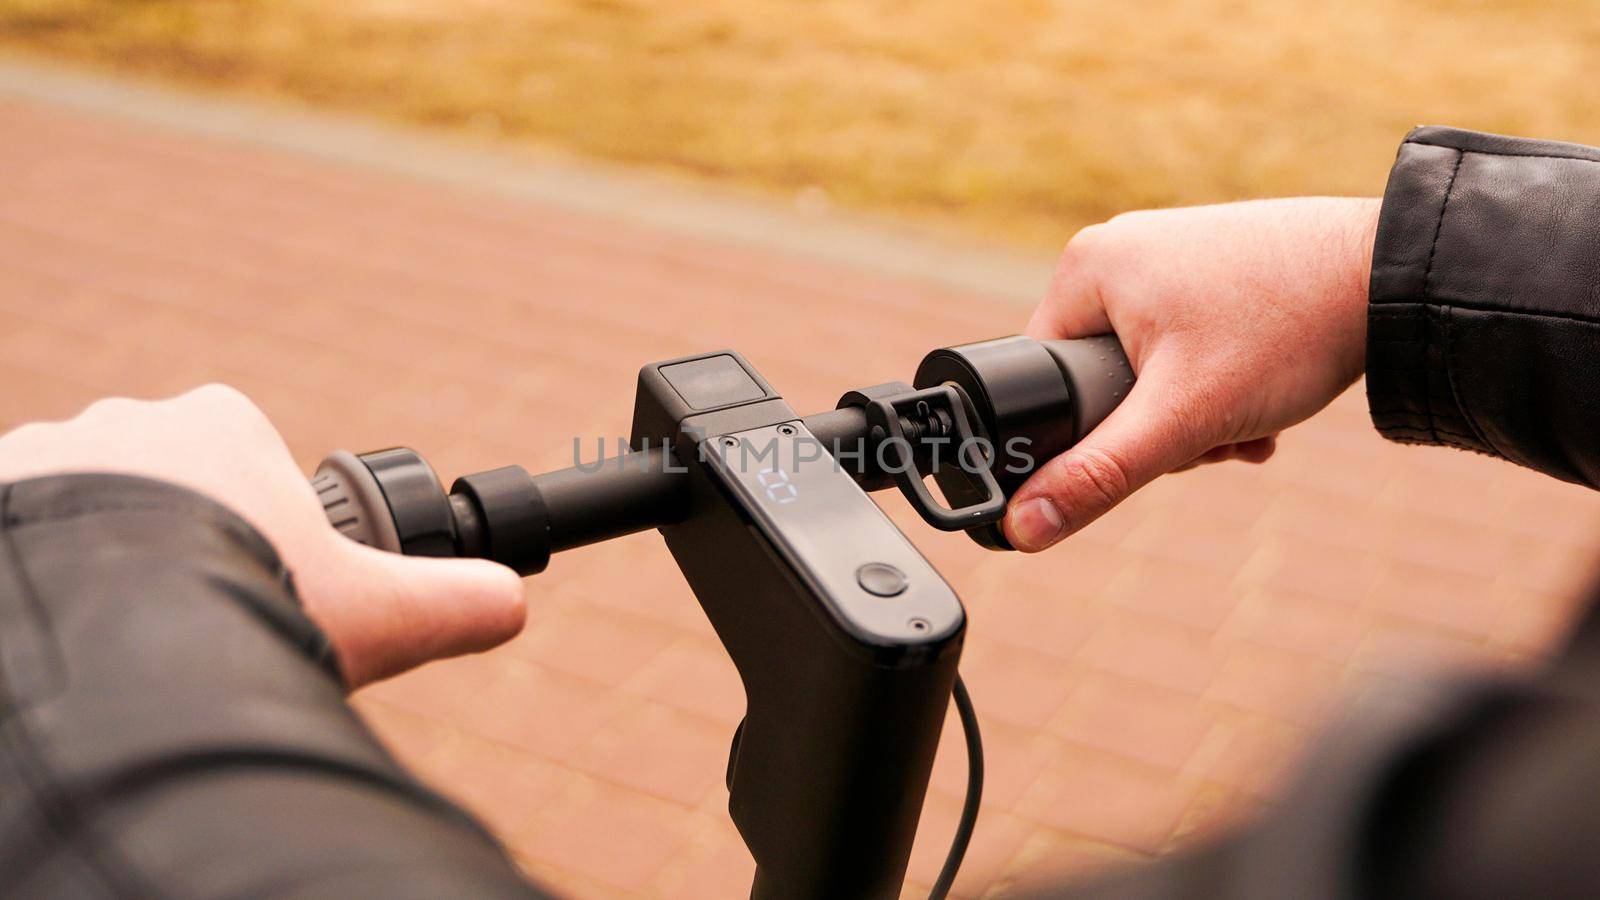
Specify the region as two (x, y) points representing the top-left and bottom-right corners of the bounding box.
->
(0, 56), (1055, 303)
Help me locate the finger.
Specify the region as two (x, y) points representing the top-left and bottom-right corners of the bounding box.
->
(1169, 447), (1227, 473)
(1174, 435), (1278, 474)
(1233, 435), (1278, 463)
(331, 545), (527, 687)
(1024, 231), (1113, 340)
(1003, 355), (1210, 551)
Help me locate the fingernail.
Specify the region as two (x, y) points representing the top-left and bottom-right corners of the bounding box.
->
(1008, 498), (1066, 551)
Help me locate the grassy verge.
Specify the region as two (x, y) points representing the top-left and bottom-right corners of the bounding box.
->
(2, 0), (1597, 246)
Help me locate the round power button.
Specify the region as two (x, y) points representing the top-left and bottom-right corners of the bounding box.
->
(856, 562), (908, 597)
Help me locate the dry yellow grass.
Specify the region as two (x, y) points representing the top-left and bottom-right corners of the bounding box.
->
(2, 0), (1597, 246)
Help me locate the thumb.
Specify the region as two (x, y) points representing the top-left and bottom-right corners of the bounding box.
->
(325, 543), (528, 687)
(1002, 354), (1208, 552)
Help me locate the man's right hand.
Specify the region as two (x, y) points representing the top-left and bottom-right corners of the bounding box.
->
(1005, 197), (1382, 551)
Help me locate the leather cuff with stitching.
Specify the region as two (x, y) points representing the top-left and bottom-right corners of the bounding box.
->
(1365, 128), (1496, 457)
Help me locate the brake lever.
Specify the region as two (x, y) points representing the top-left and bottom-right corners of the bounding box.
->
(844, 384), (1006, 531)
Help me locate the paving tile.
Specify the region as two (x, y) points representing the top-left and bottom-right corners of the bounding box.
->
(515, 775), (696, 893)
(1117, 508), (1260, 577)
(1499, 536), (1600, 599)
(351, 696), (461, 770)
(1203, 642), (1345, 725)
(904, 796), (1033, 896)
(1253, 482), (1383, 552)
(1180, 714), (1307, 799)
(451, 656), (626, 763)
(1167, 782), (1267, 848)
(509, 604), (683, 688)
(1076, 613), (1224, 696)
(929, 714), (1060, 813)
(1098, 554), (1244, 632)
(651, 816), (756, 900)
(997, 827), (1146, 894)
(1367, 558), (1509, 638)
(1347, 623), (1496, 680)
(961, 562), (1105, 661)
(1015, 750), (1204, 853)
(1489, 585), (1588, 655)
(1218, 587), (1369, 664)
(1046, 673), (1215, 772)
(1235, 534), (1382, 605)
(409, 729), (570, 841)
(567, 700), (730, 809)
(960, 640), (1087, 730)
(516, 858), (647, 900)
(618, 633), (747, 728)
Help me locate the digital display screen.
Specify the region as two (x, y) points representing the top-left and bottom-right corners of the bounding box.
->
(755, 466), (799, 504)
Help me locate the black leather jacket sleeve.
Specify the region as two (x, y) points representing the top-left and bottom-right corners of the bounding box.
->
(1367, 126), (1600, 485)
(0, 474), (543, 899)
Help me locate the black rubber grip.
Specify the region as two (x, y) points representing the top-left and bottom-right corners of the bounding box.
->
(1040, 334), (1135, 441)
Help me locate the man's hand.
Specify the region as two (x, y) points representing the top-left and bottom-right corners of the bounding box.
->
(0, 385), (526, 687)
(1005, 197), (1382, 551)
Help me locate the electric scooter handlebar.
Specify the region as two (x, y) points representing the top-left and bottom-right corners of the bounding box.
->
(308, 333), (1130, 898)
(310, 334), (1132, 568)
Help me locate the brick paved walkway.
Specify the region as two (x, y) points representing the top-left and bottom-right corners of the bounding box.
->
(3, 85), (1599, 897)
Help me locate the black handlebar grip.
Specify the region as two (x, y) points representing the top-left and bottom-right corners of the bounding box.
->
(913, 333), (1133, 550)
(914, 334), (1134, 474)
(1038, 334), (1135, 440)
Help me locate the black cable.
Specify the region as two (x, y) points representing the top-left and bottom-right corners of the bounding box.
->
(931, 673), (983, 900)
